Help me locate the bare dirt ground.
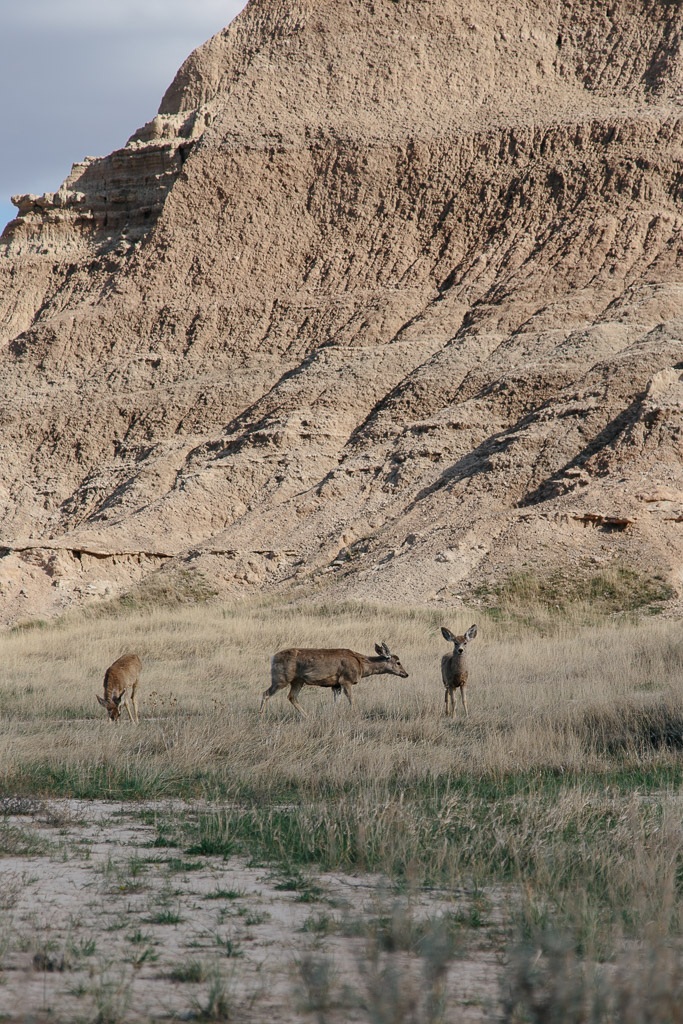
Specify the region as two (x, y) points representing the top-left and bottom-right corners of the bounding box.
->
(0, 799), (504, 1023)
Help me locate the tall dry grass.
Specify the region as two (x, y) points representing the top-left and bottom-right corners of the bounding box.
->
(0, 600), (681, 795)
(1, 597), (682, 1003)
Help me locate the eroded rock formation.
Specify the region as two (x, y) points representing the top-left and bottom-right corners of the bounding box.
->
(0, 0), (682, 623)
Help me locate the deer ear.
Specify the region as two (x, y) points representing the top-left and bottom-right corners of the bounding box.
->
(441, 627), (456, 642)
(381, 642), (390, 657)
(113, 691), (125, 705)
(375, 644), (384, 657)
(465, 624), (478, 641)
(96, 695), (106, 707)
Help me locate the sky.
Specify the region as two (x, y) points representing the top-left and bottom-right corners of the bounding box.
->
(0, 0), (248, 232)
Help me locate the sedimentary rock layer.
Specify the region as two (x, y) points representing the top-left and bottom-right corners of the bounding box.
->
(1, 0), (681, 623)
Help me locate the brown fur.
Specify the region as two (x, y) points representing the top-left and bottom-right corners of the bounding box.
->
(96, 653), (142, 723)
(260, 642), (409, 717)
(440, 625), (477, 718)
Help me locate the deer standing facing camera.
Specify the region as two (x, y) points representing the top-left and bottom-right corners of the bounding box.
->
(440, 625), (477, 718)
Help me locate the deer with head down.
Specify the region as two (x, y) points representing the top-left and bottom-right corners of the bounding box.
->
(96, 653), (141, 723)
(441, 625), (477, 718)
(260, 642), (409, 717)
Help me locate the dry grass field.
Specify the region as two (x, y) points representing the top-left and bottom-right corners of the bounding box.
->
(0, 592), (682, 1022)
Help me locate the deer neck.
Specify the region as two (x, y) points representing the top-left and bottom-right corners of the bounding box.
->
(361, 656), (391, 677)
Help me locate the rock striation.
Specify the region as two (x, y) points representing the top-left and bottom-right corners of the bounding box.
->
(0, 0), (682, 624)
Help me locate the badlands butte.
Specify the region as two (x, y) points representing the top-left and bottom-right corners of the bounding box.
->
(0, 0), (682, 626)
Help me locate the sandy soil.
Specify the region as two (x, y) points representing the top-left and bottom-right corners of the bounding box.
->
(0, 799), (504, 1023)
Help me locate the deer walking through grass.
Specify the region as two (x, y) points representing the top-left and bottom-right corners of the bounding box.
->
(441, 625), (477, 718)
(260, 642), (409, 717)
(96, 653), (142, 723)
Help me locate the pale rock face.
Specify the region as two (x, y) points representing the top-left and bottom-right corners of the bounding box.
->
(0, 0), (682, 624)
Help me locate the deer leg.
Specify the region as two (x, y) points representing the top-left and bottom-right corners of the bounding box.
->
(444, 688), (450, 716)
(342, 684), (353, 708)
(260, 677), (284, 712)
(131, 688), (139, 725)
(332, 685), (342, 705)
(118, 688), (135, 720)
(288, 682), (308, 718)
(259, 687), (273, 713)
(461, 686), (468, 718)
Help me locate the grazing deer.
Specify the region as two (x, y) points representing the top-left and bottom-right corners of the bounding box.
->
(96, 654), (142, 723)
(441, 625), (477, 718)
(260, 642), (409, 717)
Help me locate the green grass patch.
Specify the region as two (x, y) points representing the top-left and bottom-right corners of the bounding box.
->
(0, 762), (206, 801)
(164, 857), (206, 873)
(147, 908), (183, 926)
(176, 772), (681, 954)
(204, 888), (245, 901)
(475, 563), (675, 620)
(168, 959), (209, 983)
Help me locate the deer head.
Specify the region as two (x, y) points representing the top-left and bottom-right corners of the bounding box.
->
(441, 624), (477, 656)
(96, 690), (126, 722)
(374, 642), (409, 677)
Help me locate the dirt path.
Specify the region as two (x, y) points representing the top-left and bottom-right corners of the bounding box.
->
(0, 799), (504, 1022)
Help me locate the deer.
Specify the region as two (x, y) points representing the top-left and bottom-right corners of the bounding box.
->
(440, 624), (477, 718)
(260, 642), (409, 717)
(96, 653), (142, 723)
